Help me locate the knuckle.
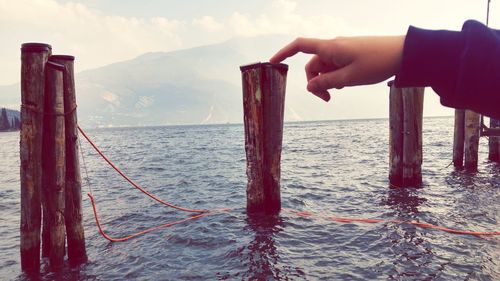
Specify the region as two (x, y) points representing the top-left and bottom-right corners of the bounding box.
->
(318, 39), (337, 57)
(305, 55), (319, 72)
(305, 59), (313, 70)
(329, 38), (342, 51)
(307, 80), (317, 92)
(293, 37), (304, 46)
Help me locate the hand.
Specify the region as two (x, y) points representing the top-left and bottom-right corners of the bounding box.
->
(269, 36), (405, 101)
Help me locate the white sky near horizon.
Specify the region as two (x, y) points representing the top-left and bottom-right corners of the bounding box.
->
(0, 0), (498, 119)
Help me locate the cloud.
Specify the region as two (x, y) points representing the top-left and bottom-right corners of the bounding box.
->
(192, 16), (224, 32)
(0, 0), (183, 84)
(183, 0), (354, 57)
(208, 0), (352, 38)
(0, 0), (354, 85)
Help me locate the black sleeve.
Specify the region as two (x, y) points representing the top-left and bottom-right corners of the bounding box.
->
(394, 20), (500, 119)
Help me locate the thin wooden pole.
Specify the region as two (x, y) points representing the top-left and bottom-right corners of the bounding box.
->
(453, 109), (465, 167)
(464, 110), (480, 170)
(402, 87), (424, 186)
(51, 55), (87, 264)
(42, 60), (66, 269)
(487, 0), (491, 26)
(488, 118), (500, 162)
(20, 42), (51, 272)
(388, 81), (403, 186)
(240, 62), (287, 214)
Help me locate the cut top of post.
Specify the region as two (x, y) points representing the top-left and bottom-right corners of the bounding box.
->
(21, 43), (52, 53)
(240, 62), (288, 72)
(50, 55), (75, 61)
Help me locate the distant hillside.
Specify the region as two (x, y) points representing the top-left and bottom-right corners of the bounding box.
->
(73, 35), (295, 127)
(0, 108), (20, 131)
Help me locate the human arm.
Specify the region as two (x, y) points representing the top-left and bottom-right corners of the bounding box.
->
(395, 20), (500, 119)
(270, 20), (500, 119)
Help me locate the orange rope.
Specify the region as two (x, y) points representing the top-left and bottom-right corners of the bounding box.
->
(78, 125), (207, 213)
(87, 193), (226, 242)
(77, 125), (499, 241)
(89, 202), (499, 242)
(284, 209), (500, 237)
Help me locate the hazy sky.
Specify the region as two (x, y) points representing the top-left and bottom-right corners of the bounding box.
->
(1, 0), (497, 86)
(0, 0), (498, 120)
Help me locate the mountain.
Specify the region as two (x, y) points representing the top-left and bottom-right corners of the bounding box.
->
(74, 35), (301, 127)
(5, 108), (20, 122)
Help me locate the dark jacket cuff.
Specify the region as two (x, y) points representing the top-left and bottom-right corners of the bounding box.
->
(394, 25), (463, 94)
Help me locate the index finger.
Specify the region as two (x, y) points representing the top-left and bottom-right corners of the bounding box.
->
(269, 37), (323, 63)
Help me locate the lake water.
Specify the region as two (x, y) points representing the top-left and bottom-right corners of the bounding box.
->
(0, 117), (499, 280)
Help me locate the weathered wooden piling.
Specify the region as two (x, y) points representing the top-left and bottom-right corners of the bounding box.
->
(464, 110), (480, 170)
(389, 82), (403, 185)
(20, 43), (51, 271)
(388, 81), (424, 187)
(488, 118), (500, 162)
(42, 60), (66, 269)
(240, 62), (287, 214)
(453, 109), (465, 167)
(21, 43), (87, 271)
(51, 55), (87, 264)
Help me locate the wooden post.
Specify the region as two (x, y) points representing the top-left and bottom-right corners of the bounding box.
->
(240, 62), (287, 214)
(42, 60), (66, 269)
(51, 55), (87, 264)
(464, 110), (480, 170)
(388, 81), (403, 186)
(453, 109), (465, 167)
(20, 42), (51, 272)
(388, 81), (424, 187)
(488, 118), (500, 162)
(402, 87), (424, 186)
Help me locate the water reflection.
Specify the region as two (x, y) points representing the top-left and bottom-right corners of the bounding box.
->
(17, 270), (41, 281)
(447, 169), (478, 188)
(485, 162), (500, 187)
(384, 187), (426, 217)
(242, 213), (283, 280)
(16, 260), (89, 281)
(382, 188), (436, 279)
(218, 212), (304, 280)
